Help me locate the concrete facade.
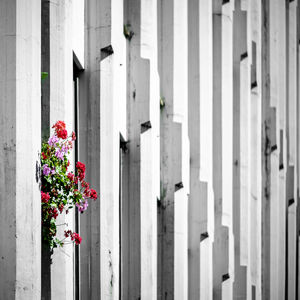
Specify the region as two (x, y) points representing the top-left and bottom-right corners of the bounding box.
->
(1, 0), (300, 299)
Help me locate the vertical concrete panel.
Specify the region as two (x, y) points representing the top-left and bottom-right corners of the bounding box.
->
(125, 0), (152, 298)
(187, 0), (201, 298)
(261, 1), (275, 298)
(240, 56), (251, 269)
(232, 3), (247, 298)
(158, 0), (176, 298)
(277, 1), (287, 299)
(199, 0), (214, 299)
(140, 0), (160, 298)
(173, 0), (189, 299)
(141, 128), (157, 300)
(79, 0), (112, 298)
(212, 1), (230, 298)
(16, 0), (42, 298)
(287, 3), (298, 298)
(288, 0), (298, 166)
(174, 189), (188, 300)
(47, 1), (75, 299)
(72, 0), (85, 67)
(250, 2), (262, 298)
(112, 0), (127, 139)
(0, 0), (41, 298)
(221, 1), (235, 298)
(100, 54), (120, 299)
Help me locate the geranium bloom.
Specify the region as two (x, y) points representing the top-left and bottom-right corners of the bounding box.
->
(90, 189), (98, 200)
(41, 152), (47, 160)
(49, 207), (58, 219)
(55, 148), (64, 160)
(58, 203), (64, 213)
(57, 129), (68, 139)
(72, 131), (76, 141)
(52, 120), (66, 132)
(41, 191), (50, 203)
(71, 232), (82, 245)
(43, 164), (51, 176)
(48, 135), (59, 147)
(41, 121), (98, 250)
(76, 199), (89, 212)
(76, 162), (86, 173)
(67, 172), (74, 182)
(76, 161), (86, 181)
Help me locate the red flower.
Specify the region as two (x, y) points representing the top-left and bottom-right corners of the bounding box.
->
(64, 230), (72, 238)
(71, 232), (82, 245)
(67, 172), (74, 182)
(90, 189), (98, 200)
(76, 162), (86, 173)
(84, 188), (91, 197)
(41, 152), (47, 160)
(81, 181), (89, 188)
(41, 191), (50, 203)
(78, 172), (85, 181)
(76, 162), (86, 181)
(57, 129), (68, 139)
(72, 131), (76, 141)
(52, 120), (66, 131)
(48, 207), (58, 219)
(58, 203), (64, 213)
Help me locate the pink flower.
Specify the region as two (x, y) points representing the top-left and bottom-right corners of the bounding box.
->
(43, 164), (51, 176)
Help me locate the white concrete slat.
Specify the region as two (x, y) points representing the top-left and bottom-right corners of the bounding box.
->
(239, 55), (251, 270)
(72, 0), (84, 68)
(100, 54), (120, 299)
(200, 237), (213, 300)
(250, 2), (262, 299)
(221, 1), (235, 297)
(199, 0), (215, 250)
(112, 0), (127, 140)
(288, 0), (298, 166)
(277, 2), (287, 298)
(174, 188), (188, 300)
(49, 1), (75, 298)
(141, 128), (157, 300)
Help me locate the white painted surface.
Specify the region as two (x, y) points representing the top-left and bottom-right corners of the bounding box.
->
(174, 188), (188, 300)
(221, 2), (234, 296)
(16, 0), (42, 298)
(141, 129), (157, 300)
(72, 0), (84, 67)
(49, 1), (75, 298)
(100, 55), (120, 300)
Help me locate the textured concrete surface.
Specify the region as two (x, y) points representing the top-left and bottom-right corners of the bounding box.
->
(1, 0), (300, 299)
(0, 0), (41, 299)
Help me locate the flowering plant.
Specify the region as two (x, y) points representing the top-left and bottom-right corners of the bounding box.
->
(41, 121), (97, 249)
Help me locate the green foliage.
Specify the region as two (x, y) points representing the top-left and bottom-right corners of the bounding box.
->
(41, 72), (48, 81)
(160, 96), (165, 108)
(124, 24), (134, 40)
(41, 121), (97, 250)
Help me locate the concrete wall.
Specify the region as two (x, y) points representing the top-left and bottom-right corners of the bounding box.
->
(0, 0), (41, 299)
(1, 0), (300, 299)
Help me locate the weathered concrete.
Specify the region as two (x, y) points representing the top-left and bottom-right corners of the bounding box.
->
(78, 0), (111, 298)
(1, 0), (300, 298)
(0, 0), (41, 298)
(232, 2), (247, 298)
(212, 1), (230, 299)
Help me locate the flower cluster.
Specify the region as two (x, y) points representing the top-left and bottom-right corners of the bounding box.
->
(41, 121), (98, 249)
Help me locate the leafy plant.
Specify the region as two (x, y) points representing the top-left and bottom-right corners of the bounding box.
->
(41, 121), (98, 250)
(41, 72), (48, 81)
(124, 24), (134, 40)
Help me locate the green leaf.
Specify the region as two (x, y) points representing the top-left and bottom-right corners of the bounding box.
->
(41, 72), (48, 81)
